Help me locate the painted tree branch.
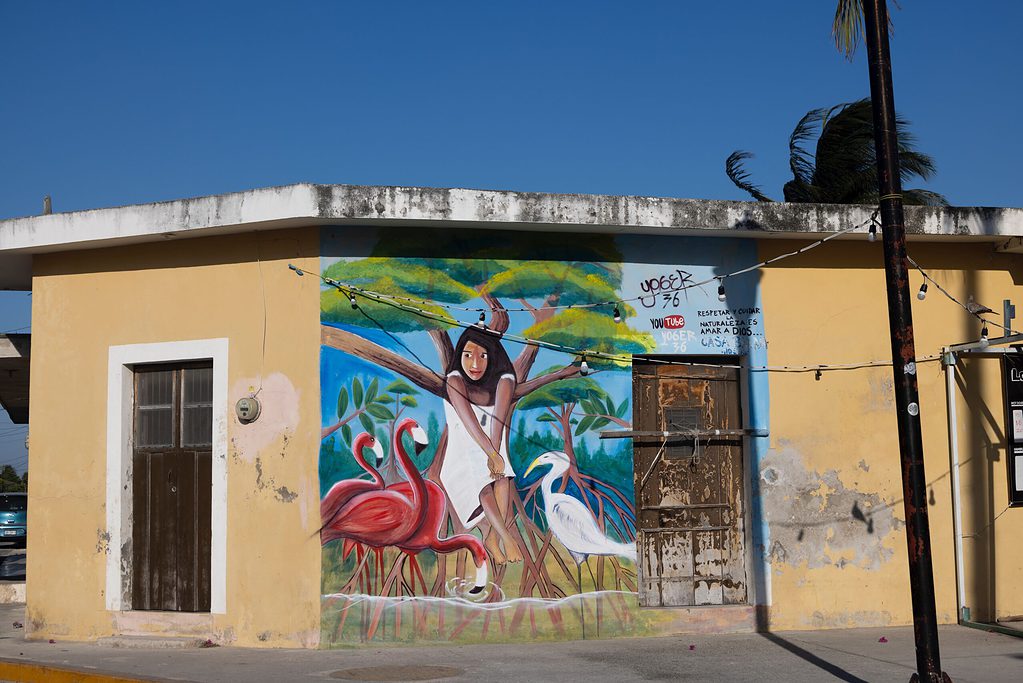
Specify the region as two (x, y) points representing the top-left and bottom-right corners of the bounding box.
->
(321, 325), (445, 397)
(321, 407), (367, 440)
(511, 295), (557, 380)
(428, 329), (454, 372)
(579, 413), (631, 429)
(479, 290), (509, 334)
(514, 364), (580, 399)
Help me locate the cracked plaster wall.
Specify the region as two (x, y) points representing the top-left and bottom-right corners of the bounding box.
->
(760, 445), (902, 572)
(26, 228), (322, 647)
(754, 240), (1002, 630)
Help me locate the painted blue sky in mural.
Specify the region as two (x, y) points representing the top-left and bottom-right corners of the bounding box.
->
(318, 226), (771, 525)
(319, 229), (767, 432)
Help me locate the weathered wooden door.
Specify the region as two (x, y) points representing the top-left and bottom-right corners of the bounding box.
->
(131, 363), (212, 612)
(632, 358), (748, 607)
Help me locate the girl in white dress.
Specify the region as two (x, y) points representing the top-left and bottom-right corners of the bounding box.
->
(440, 325), (522, 563)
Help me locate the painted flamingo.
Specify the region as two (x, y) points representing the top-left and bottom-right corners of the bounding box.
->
(321, 419), (429, 550)
(319, 432), (385, 545)
(387, 425), (489, 594)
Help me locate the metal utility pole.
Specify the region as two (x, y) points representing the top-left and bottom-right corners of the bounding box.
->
(862, 1), (950, 681)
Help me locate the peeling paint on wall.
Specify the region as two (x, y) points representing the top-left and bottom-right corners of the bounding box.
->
(760, 445), (902, 571)
(865, 374), (895, 412)
(228, 373), (300, 462)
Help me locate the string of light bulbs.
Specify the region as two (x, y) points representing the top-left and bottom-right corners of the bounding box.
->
(310, 210), (879, 318)
(292, 258), (941, 375)
(906, 254), (1019, 346)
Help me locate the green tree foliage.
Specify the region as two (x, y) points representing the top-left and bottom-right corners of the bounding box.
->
(726, 99), (946, 206)
(516, 373), (635, 537)
(0, 465), (26, 492)
(320, 375), (396, 496)
(321, 227), (655, 463)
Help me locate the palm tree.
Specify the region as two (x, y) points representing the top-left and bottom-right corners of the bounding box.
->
(725, 98), (947, 206)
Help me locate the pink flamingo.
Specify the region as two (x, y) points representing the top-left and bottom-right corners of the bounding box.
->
(387, 426), (489, 595)
(322, 419), (429, 550)
(319, 432), (385, 546)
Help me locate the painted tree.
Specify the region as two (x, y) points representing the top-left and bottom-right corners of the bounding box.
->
(320, 229), (653, 477)
(320, 376), (395, 490)
(515, 374), (635, 543)
(320, 228), (654, 594)
(379, 378), (422, 483)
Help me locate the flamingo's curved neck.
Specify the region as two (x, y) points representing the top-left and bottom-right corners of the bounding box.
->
(353, 437), (384, 487)
(394, 423), (428, 528)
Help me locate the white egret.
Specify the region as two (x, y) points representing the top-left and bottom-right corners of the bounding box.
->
(524, 451), (636, 566)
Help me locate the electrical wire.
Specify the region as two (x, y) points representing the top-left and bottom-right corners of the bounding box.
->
(299, 206), (944, 374)
(316, 212), (877, 315)
(907, 254), (1020, 336)
(321, 277), (936, 374)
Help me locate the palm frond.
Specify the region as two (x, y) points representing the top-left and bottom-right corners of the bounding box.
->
(902, 189), (949, 206)
(788, 107), (828, 185)
(811, 100), (875, 201)
(897, 151), (937, 182)
(782, 179), (825, 204)
(832, 0), (896, 60)
(725, 151), (774, 202)
(832, 0), (865, 60)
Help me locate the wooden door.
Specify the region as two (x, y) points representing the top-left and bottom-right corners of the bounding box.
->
(632, 358), (748, 607)
(131, 364), (212, 612)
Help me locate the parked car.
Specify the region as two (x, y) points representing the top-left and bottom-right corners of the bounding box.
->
(0, 493), (26, 548)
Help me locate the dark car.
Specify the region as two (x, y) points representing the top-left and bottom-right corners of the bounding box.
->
(0, 493), (26, 547)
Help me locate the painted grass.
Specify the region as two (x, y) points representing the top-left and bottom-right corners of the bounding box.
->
(320, 536), (678, 646)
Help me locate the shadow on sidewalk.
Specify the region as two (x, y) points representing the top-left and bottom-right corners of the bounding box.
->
(759, 632), (869, 683)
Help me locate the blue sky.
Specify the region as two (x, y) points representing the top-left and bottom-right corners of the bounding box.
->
(1, 1), (1021, 469)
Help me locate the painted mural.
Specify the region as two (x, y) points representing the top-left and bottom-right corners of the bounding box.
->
(319, 227), (766, 645)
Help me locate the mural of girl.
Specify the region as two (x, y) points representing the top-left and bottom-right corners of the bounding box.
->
(441, 324), (522, 563)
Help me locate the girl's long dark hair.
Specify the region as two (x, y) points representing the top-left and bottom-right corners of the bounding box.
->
(446, 325), (515, 405)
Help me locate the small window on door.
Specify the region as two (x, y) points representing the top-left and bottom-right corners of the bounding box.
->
(131, 362), (213, 612)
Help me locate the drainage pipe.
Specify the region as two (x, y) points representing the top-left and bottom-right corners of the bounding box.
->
(944, 349), (966, 621)
(945, 347), (1023, 639)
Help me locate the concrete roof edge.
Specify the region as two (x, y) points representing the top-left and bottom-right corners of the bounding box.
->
(2, 183), (1022, 253)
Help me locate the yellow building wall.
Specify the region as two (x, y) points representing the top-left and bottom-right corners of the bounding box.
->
(26, 228), (322, 647)
(759, 240), (1023, 630)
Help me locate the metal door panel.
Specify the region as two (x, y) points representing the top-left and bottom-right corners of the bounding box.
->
(633, 357), (748, 607)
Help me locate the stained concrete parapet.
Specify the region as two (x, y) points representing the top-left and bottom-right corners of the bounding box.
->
(1, 184), (1020, 252)
(2, 183), (1020, 289)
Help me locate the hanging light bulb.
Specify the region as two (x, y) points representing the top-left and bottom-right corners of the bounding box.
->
(349, 294), (359, 310)
(479, 311), (486, 324)
(917, 283), (928, 300)
(612, 306), (622, 323)
(867, 222), (878, 243)
(717, 283), (726, 302)
(579, 355), (590, 376)
(979, 324), (990, 348)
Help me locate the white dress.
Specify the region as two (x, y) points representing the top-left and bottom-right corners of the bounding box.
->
(440, 372), (516, 529)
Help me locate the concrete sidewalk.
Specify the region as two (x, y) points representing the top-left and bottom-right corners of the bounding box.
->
(0, 604), (1019, 683)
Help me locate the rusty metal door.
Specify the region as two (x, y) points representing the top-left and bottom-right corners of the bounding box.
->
(632, 358), (748, 607)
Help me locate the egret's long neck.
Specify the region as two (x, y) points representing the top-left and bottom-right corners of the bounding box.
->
(542, 462), (569, 501)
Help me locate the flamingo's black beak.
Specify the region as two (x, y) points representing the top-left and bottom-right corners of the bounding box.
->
(468, 585), (483, 595)
(411, 425), (429, 456)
